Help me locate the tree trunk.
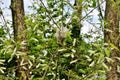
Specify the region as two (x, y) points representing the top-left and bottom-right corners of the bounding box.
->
(104, 0), (120, 80)
(11, 0), (30, 79)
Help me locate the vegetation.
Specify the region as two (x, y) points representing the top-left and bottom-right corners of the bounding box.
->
(0, 0), (120, 80)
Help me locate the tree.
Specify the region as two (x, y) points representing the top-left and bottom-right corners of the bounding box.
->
(1, 0), (119, 79)
(11, 0), (30, 79)
(104, 0), (120, 79)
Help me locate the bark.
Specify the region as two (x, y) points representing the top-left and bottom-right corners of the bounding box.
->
(11, 0), (30, 80)
(104, 0), (120, 80)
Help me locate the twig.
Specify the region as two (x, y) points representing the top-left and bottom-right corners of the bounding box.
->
(78, 0), (105, 23)
(65, 0), (105, 29)
(97, 0), (104, 19)
(0, 7), (11, 38)
(39, 0), (61, 30)
(54, 50), (60, 80)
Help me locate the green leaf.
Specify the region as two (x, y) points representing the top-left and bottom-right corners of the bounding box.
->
(104, 48), (110, 57)
(102, 62), (109, 71)
(0, 10), (2, 15)
(70, 59), (78, 64)
(92, 0), (96, 7)
(110, 43), (119, 51)
(105, 57), (113, 63)
(89, 61), (94, 67)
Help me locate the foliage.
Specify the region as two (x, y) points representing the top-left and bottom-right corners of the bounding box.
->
(1, 0), (119, 80)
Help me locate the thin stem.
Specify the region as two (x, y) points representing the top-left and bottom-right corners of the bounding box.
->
(0, 7), (11, 38)
(78, 1), (105, 23)
(55, 51), (60, 80)
(39, 0), (61, 30)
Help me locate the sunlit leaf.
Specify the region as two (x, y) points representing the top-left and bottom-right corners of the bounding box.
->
(70, 59), (78, 64)
(105, 57), (113, 63)
(104, 48), (110, 57)
(102, 62), (109, 71)
(89, 61), (94, 67)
